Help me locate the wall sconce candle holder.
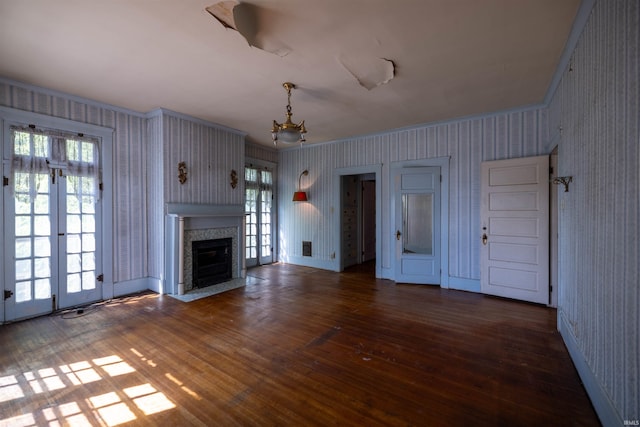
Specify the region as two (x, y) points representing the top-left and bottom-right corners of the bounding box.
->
(178, 161), (187, 184)
(230, 169), (238, 189)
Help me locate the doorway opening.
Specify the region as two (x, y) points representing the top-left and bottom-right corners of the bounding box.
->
(334, 165), (382, 278)
(341, 174), (376, 274)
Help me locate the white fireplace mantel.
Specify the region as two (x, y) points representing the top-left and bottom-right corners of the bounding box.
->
(166, 203), (245, 218)
(165, 203), (246, 295)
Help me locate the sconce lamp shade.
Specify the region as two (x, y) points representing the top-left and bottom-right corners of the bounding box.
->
(292, 191), (308, 202)
(293, 169), (309, 202)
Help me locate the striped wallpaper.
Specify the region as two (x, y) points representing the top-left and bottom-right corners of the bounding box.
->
(147, 111), (246, 280)
(548, 0), (638, 422)
(1, 1), (636, 420)
(0, 80), (149, 284)
(278, 107), (548, 281)
(0, 82), (246, 287)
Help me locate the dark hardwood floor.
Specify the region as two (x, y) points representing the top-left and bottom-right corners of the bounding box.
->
(0, 263), (600, 426)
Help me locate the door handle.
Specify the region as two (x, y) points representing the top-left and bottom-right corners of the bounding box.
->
(396, 230), (402, 241)
(482, 233), (488, 245)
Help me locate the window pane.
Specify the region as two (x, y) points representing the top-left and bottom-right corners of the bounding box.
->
(15, 199), (31, 214)
(82, 252), (95, 270)
(16, 238), (32, 258)
(82, 272), (96, 290)
(82, 215), (95, 233)
(67, 274), (81, 293)
(67, 215), (81, 233)
(13, 131), (31, 155)
(34, 194), (49, 214)
(16, 281), (32, 302)
(34, 237), (51, 257)
(67, 235), (82, 253)
(68, 254), (82, 273)
(16, 259), (31, 281)
(34, 279), (51, 299)
(82, 234), (95, 252)
(15, 216), (31, 236)
(34, 215), (50, 236)
(34, 258), (50, 278)
(402, 193), (433, 255)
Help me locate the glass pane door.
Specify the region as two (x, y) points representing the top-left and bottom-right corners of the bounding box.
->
(260, 170), (273, 264)
(3, 127), (102, 321)
(245, 166), (274, 267)
(394, 166), (441, 285)
(10, 172), (57, 319)
(58, 174), (102, 307)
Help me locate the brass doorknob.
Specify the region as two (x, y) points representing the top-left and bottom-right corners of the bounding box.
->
(396, 230), (402, 241)
(482, 233), (488, 245)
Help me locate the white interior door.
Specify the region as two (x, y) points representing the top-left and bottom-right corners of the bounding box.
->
(394, 167), (441, 284)
(480, 155), (549, 304)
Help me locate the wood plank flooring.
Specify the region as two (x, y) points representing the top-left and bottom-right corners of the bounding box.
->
(0, 263), (600, 426)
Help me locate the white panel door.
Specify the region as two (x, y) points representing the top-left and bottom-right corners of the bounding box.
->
(480, 155), (549, 304)
(394, 167), (441, 284)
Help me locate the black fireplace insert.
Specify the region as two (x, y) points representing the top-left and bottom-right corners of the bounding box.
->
(192, 238), (232, 288)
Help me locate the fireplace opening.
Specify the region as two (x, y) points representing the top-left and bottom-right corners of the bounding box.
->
(192, 238), (232, 288)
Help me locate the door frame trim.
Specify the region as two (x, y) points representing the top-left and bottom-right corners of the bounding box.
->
(390, 157), (450, 288)
(333, 165), (382, 277)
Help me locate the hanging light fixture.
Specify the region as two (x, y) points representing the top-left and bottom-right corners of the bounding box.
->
(293, 169), (309, 202)
(272, 82), (307, 145)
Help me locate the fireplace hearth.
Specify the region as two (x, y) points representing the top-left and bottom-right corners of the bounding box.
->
(192, 238), (232, 288)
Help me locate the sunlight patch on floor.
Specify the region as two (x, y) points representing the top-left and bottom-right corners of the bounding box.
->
(0, 349), (186, 426)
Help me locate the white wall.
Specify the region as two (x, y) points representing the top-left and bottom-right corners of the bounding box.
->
(548, 0), (639, 424)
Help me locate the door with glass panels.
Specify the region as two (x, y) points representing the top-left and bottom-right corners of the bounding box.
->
(245, 166), (274, 267)
(4, 127), (102, 321)
(394, 167), (441, 284)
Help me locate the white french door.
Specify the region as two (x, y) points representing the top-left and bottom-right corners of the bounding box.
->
(245, 166), (274, 267)
(4, 127), (102, 321)
(394, 167), (441, 284)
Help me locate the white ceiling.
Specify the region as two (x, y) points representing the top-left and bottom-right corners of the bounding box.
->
(0, 1), (581, 147)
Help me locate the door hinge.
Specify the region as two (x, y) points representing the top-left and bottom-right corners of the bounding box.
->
(4, 290), (13, 300)
(99, 182), (103, 191)
(97, 274), (104, 282)
(549, 167), (554, 175)
(3, 176), (8, 187)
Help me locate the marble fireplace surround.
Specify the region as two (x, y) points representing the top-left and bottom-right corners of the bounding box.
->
(165, 203), (246, 295)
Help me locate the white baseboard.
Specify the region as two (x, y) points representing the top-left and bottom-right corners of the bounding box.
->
(448, 277), (481, 292)
(279, 256), (337, 271)
(558, 311), (622, 427)
(112, 277), (155, 298)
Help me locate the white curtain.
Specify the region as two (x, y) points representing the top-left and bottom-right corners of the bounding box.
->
(10, 126), (101, 203)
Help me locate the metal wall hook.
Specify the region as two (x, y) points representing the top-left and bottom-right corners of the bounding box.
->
(551, 176), (573, 192)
